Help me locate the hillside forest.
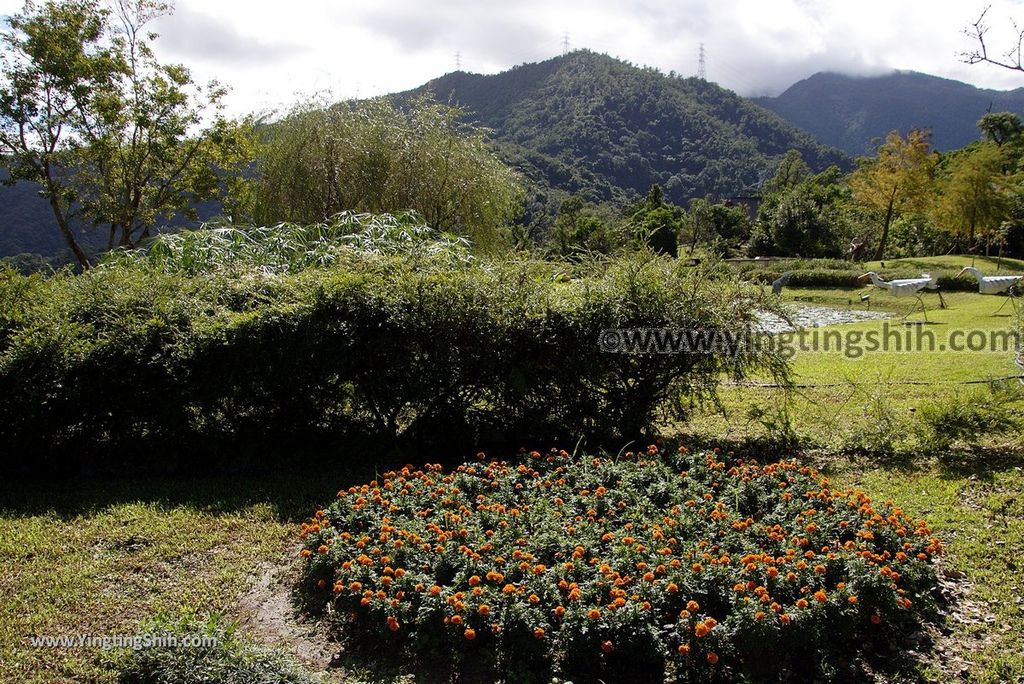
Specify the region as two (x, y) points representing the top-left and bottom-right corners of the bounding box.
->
(1, 1), (1023, 269)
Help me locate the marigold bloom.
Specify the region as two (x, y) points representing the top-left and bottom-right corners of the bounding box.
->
(677, 644), (690, 655)
(587, 608), (601, 620)
(533, 627), (545, 639)
(706, 652), (719, 665)
(601, 640), (614, 653)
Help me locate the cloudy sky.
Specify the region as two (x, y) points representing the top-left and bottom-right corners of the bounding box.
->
(4, 0), (1024, 116)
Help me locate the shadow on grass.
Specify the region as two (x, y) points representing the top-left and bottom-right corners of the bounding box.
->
(0, 440), (412, 522)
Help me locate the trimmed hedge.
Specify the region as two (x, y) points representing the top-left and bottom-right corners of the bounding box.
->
(734, 263), (986, 292)
(0, 253), (787, 473)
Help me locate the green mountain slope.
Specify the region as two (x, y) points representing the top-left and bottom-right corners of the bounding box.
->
(755, 70), (1024, 156)
(405, 51), (848, 220)
(2, 51), (849, 258)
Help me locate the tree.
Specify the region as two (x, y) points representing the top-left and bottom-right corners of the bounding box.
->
(848, 130), (937, 260)
(248, 95), (523, 249)
(548, 195), (619, 257)
(0, 0), (253, 266)
(0, 0), (115, 266)
(934, 142), (1015, 254)
(753, 167), (851, 258)
(626, 184), (683, 256)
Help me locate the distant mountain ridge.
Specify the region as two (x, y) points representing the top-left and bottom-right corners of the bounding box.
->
(755, 70), (1024, 156)
(402, 51), (848, 227)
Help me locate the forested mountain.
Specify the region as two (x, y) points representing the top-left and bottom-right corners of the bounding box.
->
(3, 51), (851, 259)
(755, 70), (1024, 156)
(403, 51), (848, 229)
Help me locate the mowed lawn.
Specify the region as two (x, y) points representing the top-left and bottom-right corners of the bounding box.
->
(1, 286), (1022, 683)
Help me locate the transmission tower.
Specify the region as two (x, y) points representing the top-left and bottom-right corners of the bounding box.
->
(562, 32), (570, 55)
(697, 43), (706, 80)
(455, 51), (462, 70)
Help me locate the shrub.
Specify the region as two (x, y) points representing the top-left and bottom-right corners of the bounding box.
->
(111, 612), (320, 684)
(918, 383), (1023, 451)
(297, 446), (941, 683)
(0, 244), (787, 473)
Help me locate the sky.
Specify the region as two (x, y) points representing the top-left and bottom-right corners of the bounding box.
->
(3, 0), (1024, 117)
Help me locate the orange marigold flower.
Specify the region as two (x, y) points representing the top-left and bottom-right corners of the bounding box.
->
(686, 600), (700, 612)
(666, 582), (679, 593)
(601, 640), (614, 653)
(430, 585), (442, 596)
(554, 605), (565, 618)
(677, 644), (691, 655)
(694, 623), (710, 638)
(478, 604), (490, 616)
(528, 594), (540, 604)
(451, 615), (463, 625)
(468, 575), (481, 586)
(643, 572), (656, 582)
(587, 608), (601, 620)
(796, 599), (809, 609)
(387, 616), (400, 632)
(870, 614), (882, 625)
(533, 627), (545, 639)
(848, 595), (859, 604)
(464, 628), (476, 640)
(706, 652), (719, 665)
(780, 613), (791, 625)
(814, 590), (827, 603)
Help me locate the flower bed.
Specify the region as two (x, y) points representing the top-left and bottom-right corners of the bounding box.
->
(298, 447), (941, 682)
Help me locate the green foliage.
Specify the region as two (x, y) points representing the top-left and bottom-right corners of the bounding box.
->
(849, 129), (939, 260)
(406, 51), (848, 232)
(917, 384), (1023, 451)
(247, 95), (523, 249)
(106, 211), (473, 275)
(546, 195), (623, 257)
(299, 447), (941, 683)
(0, 0), (253, 265)
(112, 612), (320, 684)
(0, 234), (788, 471)
(751, 153), (854, 259)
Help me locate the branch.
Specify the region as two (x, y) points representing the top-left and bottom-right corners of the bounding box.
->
(962, 5), (1024, 73)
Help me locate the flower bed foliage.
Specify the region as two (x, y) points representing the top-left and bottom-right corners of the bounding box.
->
(298, 446), (941, 682)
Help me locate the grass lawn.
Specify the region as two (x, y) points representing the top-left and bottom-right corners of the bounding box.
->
(1, 285), (1021, 683)
(0, 468), (381, 683)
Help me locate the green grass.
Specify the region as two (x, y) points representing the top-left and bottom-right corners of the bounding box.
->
(0, 467), (382, 683)
(829, 463), (1024, 683)
(688, 287), (1023, 448)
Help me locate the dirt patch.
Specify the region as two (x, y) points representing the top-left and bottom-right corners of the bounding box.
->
(236, 549), (342, 676)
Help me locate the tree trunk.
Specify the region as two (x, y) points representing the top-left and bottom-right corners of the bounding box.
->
(872, 194), (896, 261)
(42, 172), (90, 268)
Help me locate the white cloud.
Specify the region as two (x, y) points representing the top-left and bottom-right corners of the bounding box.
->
(6, 0), (1024, 115)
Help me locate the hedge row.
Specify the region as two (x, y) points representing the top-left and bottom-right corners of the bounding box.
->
(0, 254), (787, 474)
(735, 265), (988, 292)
